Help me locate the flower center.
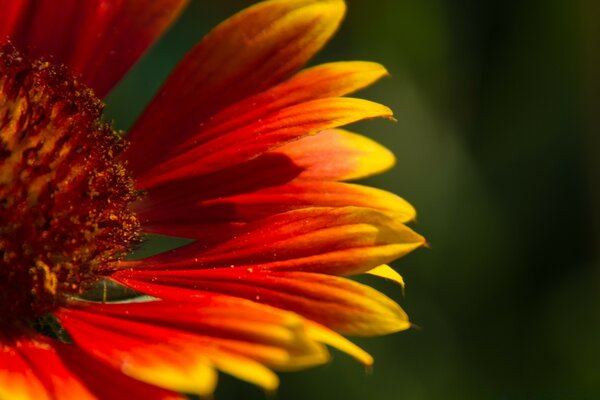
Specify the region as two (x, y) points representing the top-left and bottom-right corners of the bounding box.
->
(0, 43), (140, 329)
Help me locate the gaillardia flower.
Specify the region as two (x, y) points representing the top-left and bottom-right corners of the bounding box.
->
(0, 0), (425, 398)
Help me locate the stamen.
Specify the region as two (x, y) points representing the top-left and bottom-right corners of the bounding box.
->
(0, 43), (140, 328)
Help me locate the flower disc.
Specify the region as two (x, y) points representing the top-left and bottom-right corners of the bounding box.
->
(0, 44), (140, 329)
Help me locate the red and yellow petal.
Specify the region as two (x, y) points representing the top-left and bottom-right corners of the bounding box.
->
(58, 313), (220, 396)
(0, 338), (56, 400)
(127, 0), (346, 167)
(55, 342), (182, 400)
(0, 0), (187, 97)
(140, 181), (415, 236)
(133, 127), (399, 232)
(57, 298), (332, 394)
(189, 61), (389, 148)
(273, 129), (397, 181)
(120, 207), (425, 276)
(113, 270), (410, 337)
(128, 60), (388, 174)
(0, 335), (179, 400)
(135, 97), (392, 189)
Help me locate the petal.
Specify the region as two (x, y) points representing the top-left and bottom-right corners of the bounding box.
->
(128, 60), (388, 174)
(120, 207), (425, 276)
(187, 61), (389, 150)
(54, 342), (183, 400)
(0, 0), (187, 97)
(133, 127), (401, 237)
(113, 270), (410, 337)
(135, 97), (392, 189)
(0, 0), (27, 39)
(57, 297), (330, 394)
(304, 321), (373, 366)
(0, 338), (50, 400)
(140, 181), (415, 235)
(0, 335), (178, 400)
(126, 0), (346, 168)
(273, 129), (397, 181)
(365, 265), (406, 289)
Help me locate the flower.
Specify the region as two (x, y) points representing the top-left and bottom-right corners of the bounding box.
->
(0, 0), (426, 398)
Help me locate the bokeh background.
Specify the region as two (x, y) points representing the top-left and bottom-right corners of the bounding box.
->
(104, 1), (600, 398)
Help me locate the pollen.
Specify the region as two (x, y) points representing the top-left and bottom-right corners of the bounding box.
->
(0, 43), (140, 328)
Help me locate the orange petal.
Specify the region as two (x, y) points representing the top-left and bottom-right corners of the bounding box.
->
(114, 270), (410, 337)
(129, 60), (388, 175)
(54, 342), (183, 400)
(186, 61), (389, 148)
(0, 0), (187, 97)
(136, 97), (392, 189)
(140, 181), (415, 235)
(0, 338), (51, 400)
(274, 128), (397, 181)
(208, 181), (415, 222)
(133, 128), (400, 236)
(61, 311), (220, 396)
(0, 335), (179, 400)
(120, 207), (425, 276)
(127, 0), (346, 170)
(58, 297), (330, 394)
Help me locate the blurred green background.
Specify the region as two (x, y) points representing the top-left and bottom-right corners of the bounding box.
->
(104, 0), (600, 398)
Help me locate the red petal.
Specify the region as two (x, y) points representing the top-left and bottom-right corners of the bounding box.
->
(0, 335), (178, 400)
(120, 207), (425, 276)
(135, 97), (392, 189)
(55, 342), (182, 400)
(0, 0), (27, 39)
(0, 0), (187, 97)
(273, 129), (397, 181)
(126, 0), (346, 170)
(114, 270), (410, 336)
(133, 127), (401, 237)
(58, 298), (330, 393)
(127, 60), (387, 174)
(0, 337), (51, 400)
(140, 181), (415, 235)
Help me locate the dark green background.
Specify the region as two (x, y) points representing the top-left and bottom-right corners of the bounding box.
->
(104, 1), (600, 398)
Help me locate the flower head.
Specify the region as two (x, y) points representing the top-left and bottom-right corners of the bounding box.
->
(0, 0), (425, 398)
